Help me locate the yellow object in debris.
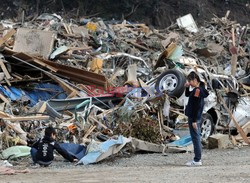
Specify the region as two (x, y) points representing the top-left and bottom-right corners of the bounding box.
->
(86, 22), (97, 32)
(12, 136), (20, 145)
(91, 58), (103, 73)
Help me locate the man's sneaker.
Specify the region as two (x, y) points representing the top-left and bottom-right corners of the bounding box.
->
(185, 160), (202, 166)
(30, 163), (40, 168)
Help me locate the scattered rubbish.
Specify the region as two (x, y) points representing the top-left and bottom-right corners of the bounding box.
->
(0, 11), (249, 166)
(177, 14), (199, 33)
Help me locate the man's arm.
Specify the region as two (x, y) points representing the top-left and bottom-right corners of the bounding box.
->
(32, 139), (40, 149)
(185, 87), (191, 97)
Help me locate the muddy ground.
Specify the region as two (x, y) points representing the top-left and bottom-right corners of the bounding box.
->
(2, 146), (250, 183)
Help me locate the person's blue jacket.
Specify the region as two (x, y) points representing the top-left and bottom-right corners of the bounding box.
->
(185, 83), (209, 122)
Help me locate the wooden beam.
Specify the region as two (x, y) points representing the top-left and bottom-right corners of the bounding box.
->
(33, 57), (58, 72)
(89, 116), (108, 129)
(231, 135), (237, 146)
(0, 111), (11, 118)
(126, 40), (151, 51)
(218, 94), (250, 144)
(0, 29), (16, 47)
(83, 125), (96, 139)
(36, 102), (47, 116)
(3, 116), (49, 122)
(69, 46), (92, 51)
(67, 90), (78, 98)
(231, 26), (238, 76)
(0, 59), (11, 80)
(46, 73), (79, 96)
(0, 93), (9, 103)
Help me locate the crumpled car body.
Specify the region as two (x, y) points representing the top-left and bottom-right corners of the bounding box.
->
(154, 56), (250, 139)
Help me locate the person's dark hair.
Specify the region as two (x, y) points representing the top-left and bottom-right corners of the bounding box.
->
(45, 126), (56, 137)
(187, 71), (201, 82)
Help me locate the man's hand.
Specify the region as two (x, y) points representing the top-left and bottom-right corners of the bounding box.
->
(192, 122), (198, 130)
(73, 159), (78, 162)
(185, 81), (190, 87)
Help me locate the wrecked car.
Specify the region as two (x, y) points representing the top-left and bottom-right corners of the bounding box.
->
(154, 57), (250, 140)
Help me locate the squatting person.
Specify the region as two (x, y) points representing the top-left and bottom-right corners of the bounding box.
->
(31, 126), (77, 166)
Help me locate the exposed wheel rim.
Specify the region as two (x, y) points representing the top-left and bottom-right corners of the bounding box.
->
(201, 118), (212, 139)
(159, 74), (178, 92)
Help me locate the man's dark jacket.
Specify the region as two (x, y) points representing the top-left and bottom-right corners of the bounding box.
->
(32, 136), (74, 163)
(185, 83), (209, 122)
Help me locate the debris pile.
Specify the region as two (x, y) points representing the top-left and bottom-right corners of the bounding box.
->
(0, 12), (249, 164)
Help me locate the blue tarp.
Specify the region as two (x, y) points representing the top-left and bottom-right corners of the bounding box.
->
(170, 135), (192, 147)
(0, 83), (67, 106)
(59, 143), (87, 160)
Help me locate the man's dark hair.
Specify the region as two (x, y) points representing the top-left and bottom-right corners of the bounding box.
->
(45, 126), (56, 137)
(187, 71), (201, 82)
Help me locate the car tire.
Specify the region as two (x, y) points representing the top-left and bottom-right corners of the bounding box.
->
(155, 69), (186, 98)
(200, 113), (214, 140)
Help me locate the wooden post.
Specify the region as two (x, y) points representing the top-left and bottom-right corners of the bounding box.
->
(0, 29), (16, 46)
(0, 59), (11, 80)
(231, 26), (238, 76)
(218, 94), (250, 144)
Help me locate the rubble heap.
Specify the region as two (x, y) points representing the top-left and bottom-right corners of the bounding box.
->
(0, 12), (249, 164)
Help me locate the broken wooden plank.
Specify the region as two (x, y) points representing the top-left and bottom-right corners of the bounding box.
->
(0, 59), (11, 80)
(231, 54), (238, 77)
(33, 57), (58, 72)
(69, 46), (92, 51)
(230, 26), (238, 76)
(152, 30), (167, 39)
(242, 84), (250, 91)
(155, 42), (177, 69)
(64, 24), (73, 34)
(46, 73), (80, 96)
(67, 90), (78, 98)
(3, 116), (50, 122)
(126, 40), (151, 51)
(0, 29), (16, 47)
(12, 73), (22, 80)
(157, 107), (164, 141)
(231, 135), (237, 146)
(0, 93), (9, 103)
(218, 94), (250, 144)
(83, 125), (96, 139)
(0, 111), (11, 118)
(241, 121), (250, 135)
(64, 110), (74, 117)
(161, 32), (180, 48)
(89, 116), (108, 130)
(36, 102), (47, 116)
(4, 77), (11, 87)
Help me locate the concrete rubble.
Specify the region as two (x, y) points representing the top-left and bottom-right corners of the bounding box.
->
(0, 12), (249, 165)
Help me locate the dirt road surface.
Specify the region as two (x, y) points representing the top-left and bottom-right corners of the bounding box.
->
(2, 147), (250, 183)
